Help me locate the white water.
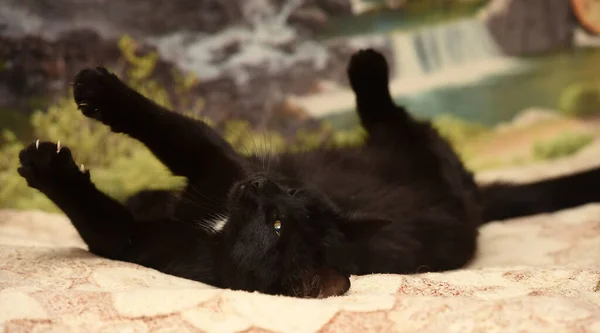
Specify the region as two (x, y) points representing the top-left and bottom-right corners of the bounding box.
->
(296, 18), (522, 117)
(348, 0), (379, 14)
(149, 0), (331, 86)
(0, 4), (119, 39)
(391, 33), (425, 79)
(395, 18), (503, 78)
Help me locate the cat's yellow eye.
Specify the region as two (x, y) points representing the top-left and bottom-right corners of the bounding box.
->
(273, 220), (281, 236)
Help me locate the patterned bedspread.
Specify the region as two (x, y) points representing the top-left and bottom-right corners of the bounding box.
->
(2, 142), (600, 332)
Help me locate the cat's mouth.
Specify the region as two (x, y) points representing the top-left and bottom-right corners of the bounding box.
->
(290, 266), (351, 298)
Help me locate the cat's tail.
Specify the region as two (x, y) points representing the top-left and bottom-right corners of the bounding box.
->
(479, 165), (600, 222)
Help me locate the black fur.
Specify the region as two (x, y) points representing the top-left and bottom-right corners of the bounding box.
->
(17, 49), (600, 298)
(481, 167), (600, 221)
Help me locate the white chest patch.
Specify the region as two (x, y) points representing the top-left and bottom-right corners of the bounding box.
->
(212, 216), (229, 232)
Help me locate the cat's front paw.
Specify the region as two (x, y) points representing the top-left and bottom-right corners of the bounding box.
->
(73, 67), (123, 124)
(347, 48), (390, 94)
(17, 140), (90, 191)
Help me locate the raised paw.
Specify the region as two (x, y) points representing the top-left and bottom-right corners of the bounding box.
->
(17, 140), (90, 191)
(73, 67), (123, 124)
(347, 49), (390, 97)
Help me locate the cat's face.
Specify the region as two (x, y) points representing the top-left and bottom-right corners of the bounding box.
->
(221, 173), (391, 298)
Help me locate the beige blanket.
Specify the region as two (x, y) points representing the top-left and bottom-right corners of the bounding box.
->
(3, 143), (600, 332)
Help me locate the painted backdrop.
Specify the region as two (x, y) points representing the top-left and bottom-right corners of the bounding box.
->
(0, 0), (599, 210)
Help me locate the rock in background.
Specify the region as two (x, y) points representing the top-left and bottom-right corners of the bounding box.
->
(480, 0), (575, 56)
(0, 32), (121, 114)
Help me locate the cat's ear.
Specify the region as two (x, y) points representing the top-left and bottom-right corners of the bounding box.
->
(338, 213), (393, 242)
(315, 266), (350, 298)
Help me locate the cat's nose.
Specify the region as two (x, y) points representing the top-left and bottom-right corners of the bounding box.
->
(251, 176), (267, 189)
(247, 175), (281, 195)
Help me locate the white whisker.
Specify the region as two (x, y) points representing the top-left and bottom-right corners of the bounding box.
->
(194, 213), (229, 234)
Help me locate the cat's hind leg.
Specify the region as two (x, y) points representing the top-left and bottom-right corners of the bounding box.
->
(347, 49), (415, 139)
(18, 140), (136, 259)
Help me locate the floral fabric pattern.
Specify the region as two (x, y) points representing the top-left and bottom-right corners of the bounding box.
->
(2, 204), (600, 333)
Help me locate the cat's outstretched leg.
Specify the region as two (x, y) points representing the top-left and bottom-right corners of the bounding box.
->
(72, 68), (245, 221)
(347, 49), (414, 138)
(72, 67), (245, 184)
(17, 140), (135, 259)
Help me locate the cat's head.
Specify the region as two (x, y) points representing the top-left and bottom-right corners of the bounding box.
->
(220, 172), (391, 298)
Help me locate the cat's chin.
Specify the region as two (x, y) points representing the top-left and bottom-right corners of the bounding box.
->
(288, 266), (351, 298)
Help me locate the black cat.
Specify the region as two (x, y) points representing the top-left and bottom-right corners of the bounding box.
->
(17, 49), (600, 298)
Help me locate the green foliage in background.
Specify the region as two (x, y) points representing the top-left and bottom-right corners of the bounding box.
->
(0, 131), (30, 209)
(431, 113), (489, 147)
(429, 114), (489, 166)
(532, 132), (594, 161)
(559, 82), (600, 118)
(0, 109), (31, 144)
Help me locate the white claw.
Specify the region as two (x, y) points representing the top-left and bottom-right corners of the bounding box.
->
(80, 164), (85, 173)
(56, 140), (61, 153)
(79, 103), (87, 107)
(35, 139), (40, 149)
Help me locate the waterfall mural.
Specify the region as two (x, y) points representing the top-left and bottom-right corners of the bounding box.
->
(295, 17), (521, 117)
(395, 18), (503, 77)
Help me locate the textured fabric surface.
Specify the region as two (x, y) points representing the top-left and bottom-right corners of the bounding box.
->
(3, 141), (600, 332)
(2, 205), (600, 333)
